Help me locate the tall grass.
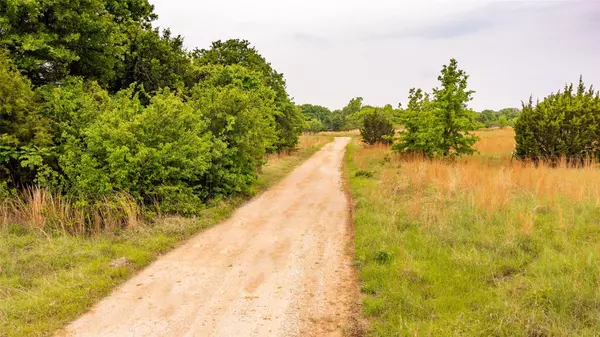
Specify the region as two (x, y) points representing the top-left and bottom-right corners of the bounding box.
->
(0, 188), (140, 235)
(348, 128), (600, 336)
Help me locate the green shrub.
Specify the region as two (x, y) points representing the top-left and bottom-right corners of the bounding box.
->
(190, 65), (277, 197)
(193, 39), (303, 152)
(359, 107), (395, 145)
(60, 88), (214, 212)
(515, 78), (600, 164)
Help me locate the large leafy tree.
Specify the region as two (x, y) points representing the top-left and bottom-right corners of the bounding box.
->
(0, 0), (187, 95)
(515, 78), (600, 164)
(193, 39), (303, 151)
(395, 88), (438, 155)
(114, 27), (192, 95)
(395, 59), (478, 158)
(0, 0), (152, 86)
(0, 52), (36, 191)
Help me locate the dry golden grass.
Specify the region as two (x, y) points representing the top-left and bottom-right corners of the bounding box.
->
(0, 188), (140, 235)
(348, 128), (600, 335)
(356, 128), (600, 220)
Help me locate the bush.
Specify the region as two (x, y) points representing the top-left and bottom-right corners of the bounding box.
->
(359, 107), (395, 145)
(60, 88), (214, 213)
(515, 78), (600, 164)
(190, 65), (277, 197)
(193, 40), (303, 152)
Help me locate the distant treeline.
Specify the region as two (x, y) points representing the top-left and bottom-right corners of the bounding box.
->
(301, 61), (598, 164)
(300, 100), (519, 133)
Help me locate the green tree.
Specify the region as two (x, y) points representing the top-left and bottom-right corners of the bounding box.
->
(359, 107), (395, 145)
(432, 58), (478, 156)
(395, 88), (438, 156)
(0, 0), (155, 87)
(477, 109), (496, 128)
(0, 52), (36, 192)
(329, 110), (345, 131)
(342, 97), (363, 130)
(60, 87), (214, 213)
(515, 77), (600, 164)
(305, 118), (325, 134)
(395, 59), (478, 158)
(113, 27), (192, 96)
(189, 64), (277, 196)
(193, 39), (302, 151)
(498, 115), (508, 129)
(299, 104), (332, 130)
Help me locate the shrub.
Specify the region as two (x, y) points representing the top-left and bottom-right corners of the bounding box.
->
(359, 107), (395, 145)
(60, 88), (214, 213)
(193, 40), (303, 152)
(190, 65), (277, 197)
(515, 78), (600, 164)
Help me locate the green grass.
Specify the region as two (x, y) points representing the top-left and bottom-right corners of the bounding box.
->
(0, 135), (332, 337)
(346, 140), (600, 336)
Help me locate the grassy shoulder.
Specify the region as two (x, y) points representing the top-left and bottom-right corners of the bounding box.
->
(346, 131), (600, 336)
(0, 135), (332, 337)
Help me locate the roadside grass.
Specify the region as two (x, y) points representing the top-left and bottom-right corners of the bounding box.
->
(0, 135), (332, 337)
(346, 129), (600, 336)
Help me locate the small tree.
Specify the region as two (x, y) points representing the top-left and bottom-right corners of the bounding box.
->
(432, 58), (478, 156)
(359, 107), (395, 145)
(514, 77), (600, 164)
(305, 118), (325, 134)
(498, 115), (508, 129)
(395, 59), (478, 158)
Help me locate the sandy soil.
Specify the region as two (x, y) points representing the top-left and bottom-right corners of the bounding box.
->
(61, 137), (358, 337)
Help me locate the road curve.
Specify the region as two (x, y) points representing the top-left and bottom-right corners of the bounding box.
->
(61, 137), (356, 337)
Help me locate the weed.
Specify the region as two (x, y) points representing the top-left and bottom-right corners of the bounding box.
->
(355, 170), (374, 178)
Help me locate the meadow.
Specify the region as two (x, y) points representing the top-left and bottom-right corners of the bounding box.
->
(0, 135), (331, 337)
(347, 128), (600, 336)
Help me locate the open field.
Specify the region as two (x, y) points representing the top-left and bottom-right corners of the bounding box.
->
(0, 135), (332, 337)
(346, 128), (600, 336)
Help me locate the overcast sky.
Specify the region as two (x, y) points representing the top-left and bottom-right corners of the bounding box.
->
(151, 0), (600, 111)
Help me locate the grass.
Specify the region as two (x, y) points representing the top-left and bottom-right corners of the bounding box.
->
(0, 134), (332, 337)
(346, 128), (600, 336)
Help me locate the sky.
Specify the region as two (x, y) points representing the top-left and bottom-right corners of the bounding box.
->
(151, 0), (600, 111)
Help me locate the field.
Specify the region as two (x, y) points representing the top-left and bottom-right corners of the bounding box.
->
(0, 135), (332, 337)
(346, 128), (600, 336)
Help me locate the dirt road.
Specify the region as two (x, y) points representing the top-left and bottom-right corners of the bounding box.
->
(61, 137), (357, 337)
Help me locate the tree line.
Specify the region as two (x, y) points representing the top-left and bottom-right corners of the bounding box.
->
(0, 1), (304, 217)
(301, 59), (599, 164)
